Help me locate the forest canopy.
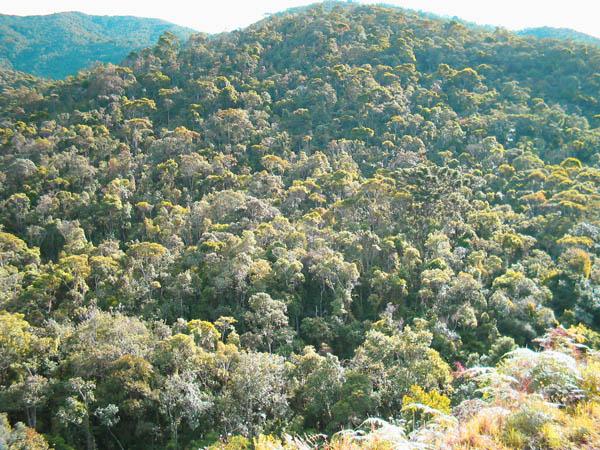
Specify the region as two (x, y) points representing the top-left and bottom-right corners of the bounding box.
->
(1, 2), (600, 449)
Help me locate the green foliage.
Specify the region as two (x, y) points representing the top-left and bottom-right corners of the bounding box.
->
(0, 413), (50, 449)
(0, 2), (600, 448)
(0, 13), (194, 78)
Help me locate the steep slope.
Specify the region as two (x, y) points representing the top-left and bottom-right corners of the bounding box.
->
(0, 12), (195, 78)
(0, 2), (600, 449)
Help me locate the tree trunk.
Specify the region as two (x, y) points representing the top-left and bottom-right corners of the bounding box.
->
(108, 428), (125, 450)
(84, 414), (95, 450)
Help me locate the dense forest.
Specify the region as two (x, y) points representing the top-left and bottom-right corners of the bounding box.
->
(0, 12), (194, 79)
(1, 2), (600, 448)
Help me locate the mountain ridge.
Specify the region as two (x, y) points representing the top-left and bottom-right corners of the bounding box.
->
(0, 11), (196, 79)
(2, 4), (600, 80)
(518, 26), (600, 46)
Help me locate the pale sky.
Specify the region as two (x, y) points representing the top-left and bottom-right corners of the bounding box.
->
(2, 0), (600, 38)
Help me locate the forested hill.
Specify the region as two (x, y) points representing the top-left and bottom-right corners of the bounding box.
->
(0, 12), (195, 78)
(2, 2), (600, 449)
(518, 26), (600, 46)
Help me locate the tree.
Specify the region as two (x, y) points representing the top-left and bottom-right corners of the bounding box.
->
(124, 242), (171, 313)
(95, 404), (123, 450)
(0, 375), (50, 429)
(352, 319), (452, 416)
(288, 346), (344, 429)
(242, 293), (293, 353)
(56, 378), (97, 450)
(0, 413), (49, 450)
(158, 372), (212, 449)
(218, 352), (289, 436)
(0, 312), (33, 378)
(329, 372), (378, 431)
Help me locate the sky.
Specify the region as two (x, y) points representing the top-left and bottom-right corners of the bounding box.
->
(2, 0), (600, 38)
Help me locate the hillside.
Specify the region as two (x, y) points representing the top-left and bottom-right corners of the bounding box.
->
(1, 2), (600, 449)
(0, 12), (195, 78)
(519, 26), (600, 46)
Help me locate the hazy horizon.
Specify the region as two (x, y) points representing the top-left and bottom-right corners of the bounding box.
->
(2, 0), (600, 38)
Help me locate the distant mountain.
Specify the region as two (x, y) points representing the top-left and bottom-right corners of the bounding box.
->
(0, 12), (196, 78)
(518, 26), (600, 46)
